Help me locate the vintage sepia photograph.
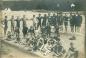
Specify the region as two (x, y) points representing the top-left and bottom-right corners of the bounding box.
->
(0, 0), (86, 58)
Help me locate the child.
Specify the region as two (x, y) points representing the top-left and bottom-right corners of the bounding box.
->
(6, 31), (11, 41)
(65, 42), (78, 58)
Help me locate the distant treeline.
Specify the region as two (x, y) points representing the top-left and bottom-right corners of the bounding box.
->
(0, 0), (85, 11)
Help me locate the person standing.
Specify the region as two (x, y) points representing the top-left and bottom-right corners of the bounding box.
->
(63, 13), (69, 32)
(42, 14), (47, 27)
(10, 16), (15, 33)
(15, 16), (21, 41)
(57, 13), (63, 31)
(37, 14), (42, 29)
(75, 13), (82, 32)
(33, 15), (38, 30)
(3, 16), (8, 35)
(45, 25), (51, 38)
(69, 13), (75, 32)
(47, 13), (52, 26)
(15, 27), (20, 43)
(41, 14), (47, 35)
(28, 16), (35, 36)
(21, 15), (27, 38)
(51, 14), (57, 27)
(15, 16), (21, 29)
(22, 15), (27, 29)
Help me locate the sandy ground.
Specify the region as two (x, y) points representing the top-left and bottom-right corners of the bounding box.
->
(1, 44), (41, 58)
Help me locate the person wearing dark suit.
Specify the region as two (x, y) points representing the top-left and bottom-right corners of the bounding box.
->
(15, 16), (20, 29)
(21, 15), (28, 38)
(15, 27), (20, 42)
(51, 14), (57, 26)
(3, 16), (8, 35)
(22, 15), (27, 29)
(14, 16), (21, 41)
(70, 13), (76, 32)
(33, 15), (38, 30)
(47, 13), (52, 26)
(63, 13), (69, 32)
(10, 16), (15, 33)
(57, 13), (63, 31)
(22, 26), (28, 38)
(75, 13), (82, 32)
(45, 25), (51, 38)
(29, 26), (35, 37)
(37, 14), (42, 29)
(42, 14), (47, 27)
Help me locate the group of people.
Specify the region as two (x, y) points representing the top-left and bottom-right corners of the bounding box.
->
(2, 12), (82, 37)
(1, 12), (81, 58)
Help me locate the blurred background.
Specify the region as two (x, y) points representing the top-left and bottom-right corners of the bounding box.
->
(0, 0), (86, 11)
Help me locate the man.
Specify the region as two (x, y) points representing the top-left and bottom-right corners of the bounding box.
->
(32, 37), (38, 51)
(28, 16), (35, 36)
(63, 13), (69, 32)
(14, 16), (21, 42)
(22, 15), (27, 28)
(57, 13), (63, 31)
(21, 15), (27, 38)
(33, 15), (38, 30)
(51, 13), (57, 26)
(50, 26), (57, 38)
(37, 38), (44, 50)
(6, 31), (11, 40)
(29, 26), (35, 37)
(22, 26), (28, 38)
(42, 14), (47, 27)
(75, 13), (82, 32)
(15, 27), (20, 43)
(43, 41), (53, 55)
(41, 14), (48, 36)
(47, 13), (52, 26)
(56, 13), (59, 26)
(52, 42), (65, 58)
(70, 13), (76, 32)
(3, 16), (8, 35)
(37, 14), (42, 29)
(15, 16), (20, 29)
(45, 25), (51, 38)
(29, 16), (34, 28)
(10, 16), (15, 33)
